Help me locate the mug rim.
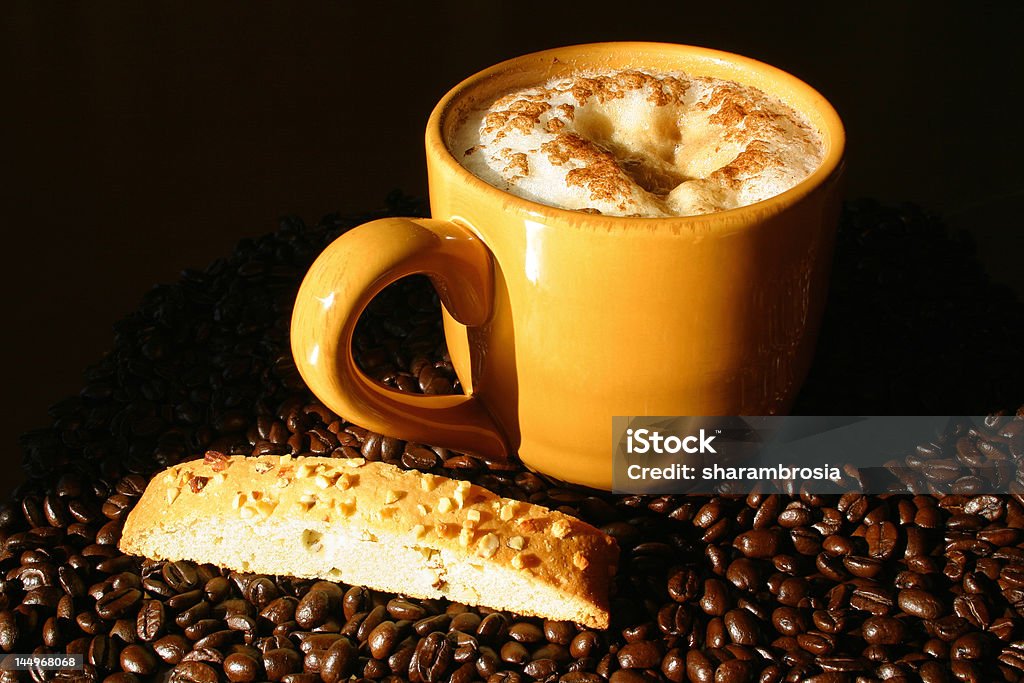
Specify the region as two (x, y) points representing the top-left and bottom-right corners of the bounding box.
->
(426, 41), (846, 229)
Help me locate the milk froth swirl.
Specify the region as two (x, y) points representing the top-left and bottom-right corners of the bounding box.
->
(451, 70), (824, 217)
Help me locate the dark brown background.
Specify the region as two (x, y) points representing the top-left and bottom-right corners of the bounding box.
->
(3, 2), (1022, 498)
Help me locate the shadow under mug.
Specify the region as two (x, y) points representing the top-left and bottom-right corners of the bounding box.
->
(291, 42), (846, 490)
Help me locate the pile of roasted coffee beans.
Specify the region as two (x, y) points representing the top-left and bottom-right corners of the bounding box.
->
(3, 197), (1023, 682)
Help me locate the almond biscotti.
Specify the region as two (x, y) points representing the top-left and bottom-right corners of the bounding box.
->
(119, 453), (619, 629)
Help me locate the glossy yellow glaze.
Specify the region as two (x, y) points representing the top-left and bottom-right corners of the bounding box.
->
(291, 43), (845, 490)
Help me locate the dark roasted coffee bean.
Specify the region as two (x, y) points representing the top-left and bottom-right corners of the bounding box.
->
(733, 530), (779, 559)
(263, 647), (302, 681)
(508, 621), (544, 644)
(667, 568), (700, 603)
(562, 673), (604, 683)
(194, 628), (237, 651)
(617, 641), (663, 668)
(320, 636), (357, 683)
(850, 584), (894, 615)
(725, 559), (760, 592)
(162, 561), (200, 592)
(136, 599), (164, 642)
(543, 620), (575, 645)
(476, 646), (500, 678)
(699, 579), (729, 616)
(368, 620), (399, 659)
(204, 576), (231, 603)
(41, 616), (62, 648)
(224, 652), (262, 683)
(449, 611), (482, 633)
(261, 596), (298, 625)
(685, 649), (714, 683)
(413, 631), (453, 683)
(295, 589), (331, 629)
(771, 607), (807, 637)
(865, 522), (898, 559)
(950, 632), (987, 660)
(295, 632), (341, 653)
(77, 610), (104, 636)
(89, 633), (120, 670)
(175, 599), (211, 628)
(110, 617), (138, 644)
(569, 631), (599, 660)
(501, 641), (529, 665)
(723, 609), (758, 646)
(95, 586), (142, 619)
(413, 614), (451, 636)
(477, 613), (508, 640)
(923, 616), (971, 642)
(387, 599), (427, 621)
(861, 616), (906, 645)
(403, 446), (440, 470)
(154, 634), (190, 664)
(953, 595), (991, 628)
(184, 618), (222, 641)
(898, 589), (944, 619)
(169, 661), (219, 683)
(120, 644), (157, 674)
(524, 657), (558, 679)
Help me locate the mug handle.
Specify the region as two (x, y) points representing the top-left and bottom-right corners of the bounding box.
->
(290, 217), (508, 460)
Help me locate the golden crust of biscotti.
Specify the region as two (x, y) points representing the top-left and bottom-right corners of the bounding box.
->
(120, 453), (619, 628)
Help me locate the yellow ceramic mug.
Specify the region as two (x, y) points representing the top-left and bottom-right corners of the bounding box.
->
(291, 43), (845, 490)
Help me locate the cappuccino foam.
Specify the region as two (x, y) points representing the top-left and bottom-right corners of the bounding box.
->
(451, 70), (824, 217)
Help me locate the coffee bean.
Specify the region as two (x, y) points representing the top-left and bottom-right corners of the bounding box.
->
(500, 641), (529, 665)
(263, 647), (302, 681)
(699, 579), (729, 616)
(295, 589), (331, 628)
(732, 530), (779, 559)
(617, 641), (663, 669)
(898, 589), (944, 619)
(667, 569), (700, 603)
(725, 559), (759, 592)
(508, 621), (544, 644)
(204, 576), (231, 603)
(950, 632), (988, 660)
(89, 633), (120, 670)
(169, 661), (219, 683)
(412, 632), (453, 683)
(723, 609), (758, 646)
(320, 636), (357, 683)
(260, 596), (298, 625)
(368, 620), (399, 659)
(224, 652), (262, 683)
(413, 614), (451, 636)
(797, 631), (835, 655)
(861, 616), (906, 645)
(388, 599), (428, 621)
(771, 607), (807, 637)
(243, 577), (279, 610)
(477, 613), (508, 640)
(136, 599), (164, 642)
(562, 673), (604, 683)
(865, 521), (899, 559)
(119, 644), (157, 675)
(543, 620), (575, 645)
(154, 634), (190, 664)
(161, 561), (200, 592)
(850, 584), (895, 615)
(569, 631), (599, 660)
(685, 649), (714, 683)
